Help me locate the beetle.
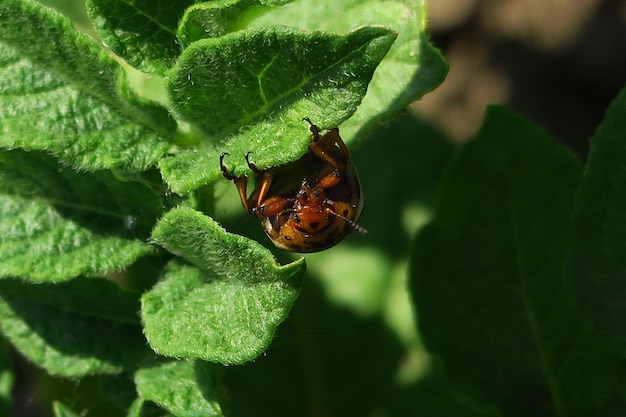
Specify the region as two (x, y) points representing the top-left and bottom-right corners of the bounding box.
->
(220, 118), (366, 253)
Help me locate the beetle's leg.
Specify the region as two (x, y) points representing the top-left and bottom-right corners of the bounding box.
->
(250, 171), (273, 209)
(253, 195), (293, 218)
(303, 119), (348, 170)
(303, 117), (321, 142)
(243, 152), (275, 209)
(220, 153), (254, 213)
(316, 168), (342, 189)
(312, 169), (367, 235)
(234, 177), (253, 213)
(308, 127), (348, 169)
(220, 152), (236, 180)
(322, 128), (349, 156)
(245, 152), (263, 174)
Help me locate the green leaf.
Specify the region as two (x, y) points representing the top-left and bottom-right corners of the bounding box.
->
(0, 43), (171, 171)
(53, 402), (80, 417)
(0, 1), (175, 171)
(135, 360), (223, 417)
(0, 0), (175, 135)
(0, 277), (154, 377)
(568, 87), (626, 351)
(86, 0), (196, 75)
(410, 107), (622, 416)
(178, 0), (265, 47)
(170, 25), (394, 139)
(249, 0), (447, 140)
(144, 207), (305, 364)
(161, 25), (396, 193)
(126, 398), (145, 417)
(177, 0), (294, 47)
(0, 337), (12, 417)
(0, 150), (159, 282)
(126, 397), (169, 417)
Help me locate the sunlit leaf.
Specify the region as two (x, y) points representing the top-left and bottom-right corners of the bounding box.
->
(145, 207), (304, 364)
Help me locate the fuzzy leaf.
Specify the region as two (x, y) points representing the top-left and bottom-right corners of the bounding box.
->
(145, 207), (304, 364)
(161, 25), (396, 193)
(177, 0), (294, 47)
(0, 150), (159, 282)
(86, 0), (196, 75)
(568, 87), (626, 351)
(410, 107), (622, 416)
(88, 0), (297, 73)
(0, 278), (153, 377)
(169, 26), (394, 138)
(249, 0), (447, 140)
(177, 0), (269, 47)
(0, 1), (175, 171)
(0, 0), (174, 133)
(135, 361), (223, 417)
(0, 44), (170, 171)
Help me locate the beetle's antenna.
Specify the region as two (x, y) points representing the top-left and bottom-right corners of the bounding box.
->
(329, 208), (368, 235)
(346, 219), (368, 235)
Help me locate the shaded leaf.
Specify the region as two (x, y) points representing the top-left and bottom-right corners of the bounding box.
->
(126, 397), (170, 417)
(53, 402), (80, 417)
(145, 207), (304, 364)
(0, 150), (159, 282)
(162, 25), (396, 193)
(86, 0), (196, 75)
(126, 398), (145, 417)
(0, 337), (12, 417)
(135, 360), (223, 417)
(567, 87), (626, 351)
(0, 278), (154, 377)
(410, 107), (622, 416)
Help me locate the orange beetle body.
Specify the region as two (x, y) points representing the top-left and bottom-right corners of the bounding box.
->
(220, 119), (366, 253)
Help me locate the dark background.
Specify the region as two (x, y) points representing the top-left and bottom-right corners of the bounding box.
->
(415, 0), (626, 158)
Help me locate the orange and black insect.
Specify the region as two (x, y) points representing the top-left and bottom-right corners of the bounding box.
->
(220, 118), (366, 253)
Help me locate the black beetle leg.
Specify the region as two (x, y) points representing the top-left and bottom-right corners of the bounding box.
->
(220, 152), (238, 180)
(245, 151), (264, 175)
(302, 117), (321, 142)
